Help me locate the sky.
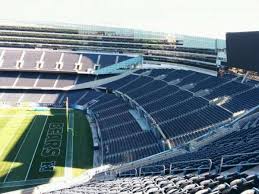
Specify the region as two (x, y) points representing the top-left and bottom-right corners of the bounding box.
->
(0, 0), (258, 39)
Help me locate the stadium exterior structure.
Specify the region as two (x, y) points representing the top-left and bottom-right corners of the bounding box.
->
(0, 20), (226, 71)
(1, 22), (259, 193)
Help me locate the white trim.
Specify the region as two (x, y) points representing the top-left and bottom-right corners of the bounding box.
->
(53, 75), (60, 88)
(33, 74), (41, 87)
(115, 55), (119, 64)
(12, 72), (21, 88)
(0, 50), (5, 67)
(18, 92), (25, 103)
(39, 94), (45, 103)
(96, 54), (101, 65)
(20, 50), (26, 61)
(74, 75), (79, 85)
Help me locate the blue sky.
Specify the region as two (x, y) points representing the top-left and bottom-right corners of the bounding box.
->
(0, 0), (258, 38)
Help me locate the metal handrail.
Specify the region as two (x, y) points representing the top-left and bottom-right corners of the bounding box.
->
(219, 151), (259, 173)
(139, 165), (166, 176)
(118, 168), (138, 177)
(169, 159), (212, 174)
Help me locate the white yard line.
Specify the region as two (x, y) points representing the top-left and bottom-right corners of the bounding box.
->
(3, 116), (38, 183)
(24, 116), (49, 180)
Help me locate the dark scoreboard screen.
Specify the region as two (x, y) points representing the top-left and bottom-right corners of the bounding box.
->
(226, 31), (259, 72)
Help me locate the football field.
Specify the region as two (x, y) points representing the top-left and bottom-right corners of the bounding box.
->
(0, 107), (93, 193)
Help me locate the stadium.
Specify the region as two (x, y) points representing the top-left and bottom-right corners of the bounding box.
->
(0, 2), (259, 193)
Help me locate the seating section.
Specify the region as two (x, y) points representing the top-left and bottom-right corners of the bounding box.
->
(88, 93), (163, 164)
(22, 50), (42, 69)
(102, 74), (139, 89)
(163, 70), (194, 82)
(0, 48), (134, 72)
(188, 76), (227, 93)
(36, 73), (59, 88)
(0, 71), (114, 88)
(98, 54), (117, 67)
(76, 74), (96, 84)
(1, 49), (22, 68)
(0, 89), (62, 105)
(44, 116), (259, 194)
(177, 72), (209, 87)
(55, 74), (77, 88)
(103, 69), (257, 116)
(40, 91), (63, 104)
(20, 91), (43, 103)
(142, 117), (259, 172)
(204, 81), (251, 100)
(224, 73), (259, 86)
(0, 68), (259, 194)
(80, 54), (98, 71)
(42, 51), (62, 70)
(0, 68), (258, 167)
(0, 90), (24, 104)
(101, 69), (241, 145)
(0, 71), (20, 87)
(61, 53), (80, 71)
(48, 173), (259, 194)
(15, 72), (39, 87)
(158, 105), (231, 144)
(223, 88), (259, 112)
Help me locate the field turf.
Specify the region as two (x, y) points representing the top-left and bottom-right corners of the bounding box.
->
(0, 107), (93, 193)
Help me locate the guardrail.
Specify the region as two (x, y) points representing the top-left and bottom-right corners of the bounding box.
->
(118, 169), (138, 177)
(106, 148), (185, 176)
(170, 159), (212, 174)
(219, 152), (259, 173)
(140, 165), (166, 176)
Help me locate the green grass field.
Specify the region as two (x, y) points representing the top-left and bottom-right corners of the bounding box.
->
(0, 107), (93, 193)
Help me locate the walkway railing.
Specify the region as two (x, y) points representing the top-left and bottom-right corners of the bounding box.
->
(170, 159), (212, 174)
(219, 152), (259, 173)
(140, 165), (166, 176)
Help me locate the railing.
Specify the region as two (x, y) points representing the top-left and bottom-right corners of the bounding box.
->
(170, 159), (212, 174)
(116, 159), (212, 178)
(118, 169), (138, 177)
(139, 165), (166, 176)
(219, 152), (259, 173)
(106, 148), (185, 176)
